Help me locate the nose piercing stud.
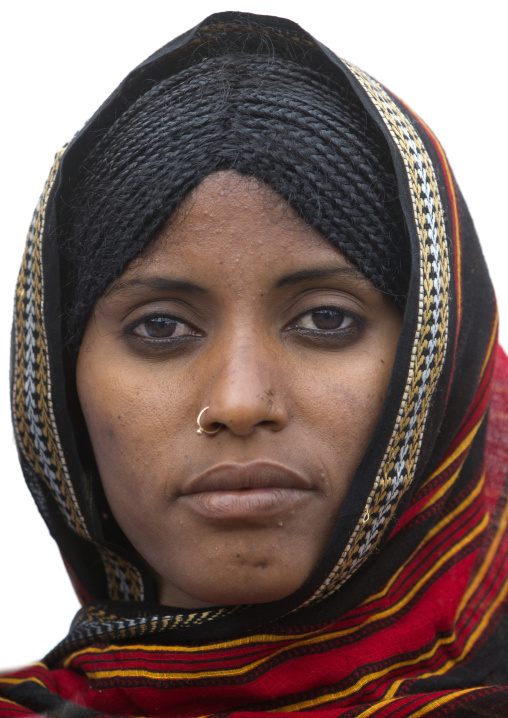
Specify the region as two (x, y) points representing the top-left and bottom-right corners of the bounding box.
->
(196, 407), (222, 436)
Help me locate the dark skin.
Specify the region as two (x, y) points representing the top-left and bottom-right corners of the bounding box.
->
(77, 171), (402, 608)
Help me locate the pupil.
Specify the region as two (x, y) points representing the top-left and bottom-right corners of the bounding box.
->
(145, 318), (176, 337)
(312, 309), (344, 330)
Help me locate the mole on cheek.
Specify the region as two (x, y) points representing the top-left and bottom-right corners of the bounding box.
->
(105, 425), (117, 441)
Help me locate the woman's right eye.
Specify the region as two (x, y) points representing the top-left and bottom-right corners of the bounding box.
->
(129, 316), (199, 340)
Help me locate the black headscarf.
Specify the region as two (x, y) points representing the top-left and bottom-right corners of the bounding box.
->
(59, 50), (409, 350)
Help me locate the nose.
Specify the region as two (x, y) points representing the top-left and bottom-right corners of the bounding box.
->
(201, 340), (288, 437)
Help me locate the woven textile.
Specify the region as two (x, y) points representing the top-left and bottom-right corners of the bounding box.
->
(1, 11), (507, 717)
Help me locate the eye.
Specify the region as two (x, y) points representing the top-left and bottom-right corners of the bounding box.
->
(295, 307), (356, 332)
(129, 315), (199, 340)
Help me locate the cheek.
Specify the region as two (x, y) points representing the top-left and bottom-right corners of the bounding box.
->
(299, 347), (395, 485)
(77, 358), (181, 511)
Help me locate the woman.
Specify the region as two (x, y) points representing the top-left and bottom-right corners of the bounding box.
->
(1, 10), (507, 717)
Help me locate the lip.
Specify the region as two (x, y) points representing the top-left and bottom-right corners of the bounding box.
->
(179, 461), (313, 519)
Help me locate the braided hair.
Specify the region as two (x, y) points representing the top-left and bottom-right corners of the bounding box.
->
(62, 53), (409, 349)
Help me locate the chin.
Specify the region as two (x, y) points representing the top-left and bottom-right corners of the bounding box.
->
(157, 570), (308, 608)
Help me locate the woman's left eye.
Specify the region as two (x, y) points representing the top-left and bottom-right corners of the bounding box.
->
(295, 307), (356, 332)
(130, 316), (197, 340)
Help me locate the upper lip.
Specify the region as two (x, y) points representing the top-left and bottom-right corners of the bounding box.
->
(181, 461), (312, 495)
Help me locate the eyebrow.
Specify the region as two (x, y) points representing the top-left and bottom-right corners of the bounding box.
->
(105, 266), (365, 298)
(276, 267), (365, 288)
(105, 276), (207, 297)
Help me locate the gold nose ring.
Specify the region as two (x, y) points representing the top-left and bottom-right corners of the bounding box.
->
(196, 407), (222, 436)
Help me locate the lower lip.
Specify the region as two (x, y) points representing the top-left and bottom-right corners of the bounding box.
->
(180, 487), (310, 519)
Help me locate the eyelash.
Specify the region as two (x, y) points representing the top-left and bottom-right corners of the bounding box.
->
(125, 305), (361, 346)
(126, 313), (203, 343)
(290, 306), (359, 334)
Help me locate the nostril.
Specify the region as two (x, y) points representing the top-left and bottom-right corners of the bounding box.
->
(205, 370), (286, 435)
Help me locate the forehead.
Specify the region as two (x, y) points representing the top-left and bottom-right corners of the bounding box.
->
(124, 170), (360, 286)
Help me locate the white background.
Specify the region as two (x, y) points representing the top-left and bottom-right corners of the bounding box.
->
(1, 0), (506, 670)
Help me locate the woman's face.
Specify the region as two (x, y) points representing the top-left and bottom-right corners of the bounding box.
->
(77, 171), (402, 608)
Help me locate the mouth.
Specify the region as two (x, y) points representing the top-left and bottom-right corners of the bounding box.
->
(179, 461), (313, 519)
